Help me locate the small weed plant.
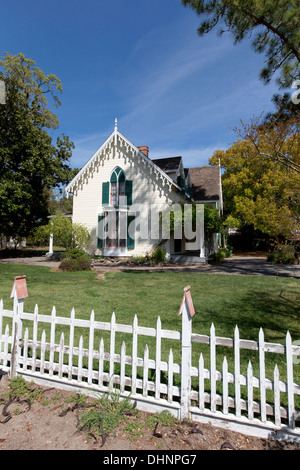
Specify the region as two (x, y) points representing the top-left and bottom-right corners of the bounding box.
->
(77, 388), (177, 443)
(3, 376), (41, 402)
(145, 409), (176, 428)
(78, 389), (133, 436)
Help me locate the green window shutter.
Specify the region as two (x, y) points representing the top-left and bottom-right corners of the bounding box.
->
(125, 180), (132, 206)
(97, 214), (104, 248)
(102, 182), (109, 205)
(127, 214), (135, 249)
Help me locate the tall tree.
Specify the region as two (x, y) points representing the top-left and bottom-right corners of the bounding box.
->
(0, 53), (75, 240)
(234, 112), (300, 173)
(264, 92), (300, 124)
(181, 0), (300, 88)
(209, 113), (300, 240)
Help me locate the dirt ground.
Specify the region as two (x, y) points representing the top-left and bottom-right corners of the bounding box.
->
(0, 374), (298, 452)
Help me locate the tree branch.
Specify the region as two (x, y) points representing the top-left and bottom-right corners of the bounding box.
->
(232, 4), (300, 63)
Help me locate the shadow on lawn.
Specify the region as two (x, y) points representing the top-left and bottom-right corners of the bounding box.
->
(118, 271), (300, 342)
(193, 287), (300, 343)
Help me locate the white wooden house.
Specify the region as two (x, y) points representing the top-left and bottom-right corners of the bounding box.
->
(65, 120), (222, 261)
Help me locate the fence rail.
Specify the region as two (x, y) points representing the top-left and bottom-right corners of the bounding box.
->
(0, 283), (300, 443)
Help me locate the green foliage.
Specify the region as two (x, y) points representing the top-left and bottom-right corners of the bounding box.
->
(166, 203), (221, 235)
(210, 244), (233, 262)
(211, 248), (227, 262)
(224, 244), (233, 257)
(204, 205), (222, 234)
(151, 247), (166, 263)
(131, 247), (167, 265)
(77, 390), (177, 443)
(264, 93), (300, 124)
(223, 215), (242, 230)
(65, 393), (88, 407)
(78, 390), (133, 435)
(267, 246), (298, 265)
(181, 0), (300, 89)
(210, 113), (300, 242)
(0, 52), (75, 239)
(59, 248), (91, 272)
(0, 52), (62, 129)
(145, 410), (176, 429)
(3, 376), (41, 402)
(33, 213), (90, 251)
(62, 248), (90, 259)
(123, 420), (145, 442)
(46, 188), (76, 215)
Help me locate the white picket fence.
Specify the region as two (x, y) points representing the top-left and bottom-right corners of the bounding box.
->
(0, 284), (300, 443)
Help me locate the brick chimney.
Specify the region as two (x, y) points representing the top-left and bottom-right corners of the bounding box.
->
(137, 146), (149, 157)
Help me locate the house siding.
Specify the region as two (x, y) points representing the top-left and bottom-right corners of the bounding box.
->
(72, 141), (183, 256)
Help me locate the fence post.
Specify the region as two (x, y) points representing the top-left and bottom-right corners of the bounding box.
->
(10, 276), (28, 378)
(286, 331), (295, 429)
(178, 286), (195, 420)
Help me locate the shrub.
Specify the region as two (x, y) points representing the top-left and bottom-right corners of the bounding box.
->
(151, 247), (166, 263)
(132, 255), (148, 264)
(59, 258), (91, 271)
(267, 247), (297, 265)
(62, 248), (90, 260)
(32, 213), (90, 251)
(224, 244), (233, 257)
(59, 248), (91, 271)
(211, 248), (227, 262)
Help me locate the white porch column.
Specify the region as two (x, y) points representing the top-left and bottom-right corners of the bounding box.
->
(199, 204), (205, 259)
(48, 232), (53, 254)
(200, 234), (205, 258)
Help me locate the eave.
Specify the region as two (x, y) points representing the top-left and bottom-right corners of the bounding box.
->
(65, 125), (181, 196)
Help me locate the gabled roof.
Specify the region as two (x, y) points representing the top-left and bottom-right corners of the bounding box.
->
(65, 121), (181, 195)
(189, 166), (221, 202)
(152, 156), (182, 172)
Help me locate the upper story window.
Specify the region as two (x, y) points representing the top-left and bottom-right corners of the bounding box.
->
(110, 167), (126, 206)
(102, 168), (132, 206)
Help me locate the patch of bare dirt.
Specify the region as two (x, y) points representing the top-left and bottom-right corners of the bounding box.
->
(0, 374), (298, 452)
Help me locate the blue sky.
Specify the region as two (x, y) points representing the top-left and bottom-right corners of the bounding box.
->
(1, 0), (280, 170)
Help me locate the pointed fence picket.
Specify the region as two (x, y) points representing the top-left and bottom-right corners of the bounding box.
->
(247, 360), (254, 421)
(0, 286), (299, 443)
(132, 315), (138, 396)
(143, 344), (149, 397)
(168, 349), (174, 404)
(222, 357), (228, 415)
(234, 325), (241, 419)
(120, 341), (126, 394)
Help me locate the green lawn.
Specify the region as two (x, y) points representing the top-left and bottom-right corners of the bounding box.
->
(0, 264), (299, 406)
